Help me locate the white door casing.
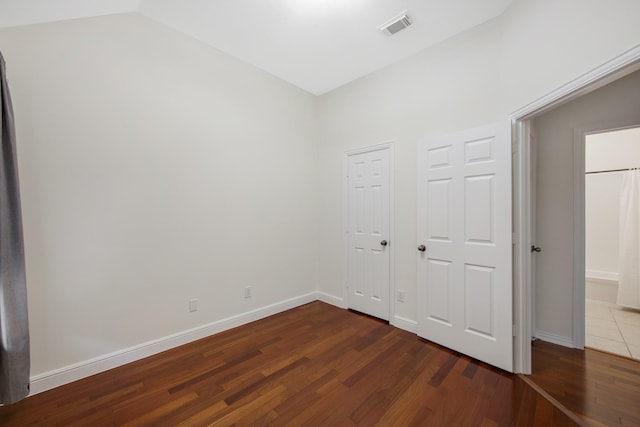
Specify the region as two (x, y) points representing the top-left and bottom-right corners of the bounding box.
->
(346, 146), (391, 321)
(417, 122), (513, 372)
(512, 46), (640, 374)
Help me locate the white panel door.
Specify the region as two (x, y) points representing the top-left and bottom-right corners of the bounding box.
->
(417, 122), (513, 371)
(347, 147), (391, 321)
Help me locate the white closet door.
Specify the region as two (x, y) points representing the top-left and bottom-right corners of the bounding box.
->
(417, 122), (513, 372)
(347, 147), (391, 321)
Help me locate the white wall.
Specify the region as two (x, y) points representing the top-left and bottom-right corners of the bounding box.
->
(0, 13), (319, 376)
(317, 0), (640, 329)
(533, 71), (640, 340)
(585, 128), (640, 281)
(586, 128), (640, 172)
(318, 17), (504, 324)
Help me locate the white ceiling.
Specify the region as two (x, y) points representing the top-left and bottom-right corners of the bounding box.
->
(0, 0), (514, 95)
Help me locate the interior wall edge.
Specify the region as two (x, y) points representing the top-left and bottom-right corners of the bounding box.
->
(315, 291), (346, 309)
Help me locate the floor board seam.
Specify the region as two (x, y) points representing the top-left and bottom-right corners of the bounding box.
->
(518, 374), (589, 427)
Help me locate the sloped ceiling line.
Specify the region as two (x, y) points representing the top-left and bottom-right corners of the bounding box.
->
(0, 0), (514, 94)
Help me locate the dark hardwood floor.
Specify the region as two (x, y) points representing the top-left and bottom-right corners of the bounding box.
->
(0, 301), (609, 426)
(529, 340), (640, 427)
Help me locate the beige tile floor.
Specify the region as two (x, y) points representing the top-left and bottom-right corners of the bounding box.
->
(586, 299), (640, 360)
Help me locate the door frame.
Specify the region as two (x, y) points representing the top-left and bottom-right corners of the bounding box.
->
(343, 142), (395, 321)
(511, 44), (640, 374)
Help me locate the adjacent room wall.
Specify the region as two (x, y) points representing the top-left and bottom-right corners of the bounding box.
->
(0, 13), (319, 377)
(317, 0), (640, 328)
(532, 70), (640, 341)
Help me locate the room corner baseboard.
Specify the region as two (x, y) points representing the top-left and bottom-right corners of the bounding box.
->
(315, 291), (346, 309)
(534, 330), (576, 349)
(29, 292), (317, 396)
(391, 315), (418, 334)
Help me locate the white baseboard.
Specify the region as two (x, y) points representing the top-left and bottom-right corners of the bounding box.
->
(534, 330), (576, 349)
(315, 291), (346, 308)
(391, 315), (418, 334)
(29, 292), (317, 396)
(586, 269), (619, 283)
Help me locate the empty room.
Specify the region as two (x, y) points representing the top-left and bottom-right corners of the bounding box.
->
(0, 0), (639, 425)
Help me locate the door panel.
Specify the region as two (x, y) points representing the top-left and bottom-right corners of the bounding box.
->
(427, 259), (452, 324)
(418, 122), (513, 372)
(347, 148), (391, 321)
(427, 179), (452, 241)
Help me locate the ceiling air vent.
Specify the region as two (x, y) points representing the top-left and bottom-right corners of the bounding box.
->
(379, 11), (412, 36)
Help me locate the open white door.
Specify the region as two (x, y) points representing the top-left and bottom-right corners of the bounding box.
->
(417, 122), (513, 372)
(346, 146), (391, 321)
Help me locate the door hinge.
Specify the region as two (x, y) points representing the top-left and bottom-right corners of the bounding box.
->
(512, 324), (517, 337)
(512, 233), (518, 244)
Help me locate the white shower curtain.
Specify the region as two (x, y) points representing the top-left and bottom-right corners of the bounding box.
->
(617, 169), (640, 309)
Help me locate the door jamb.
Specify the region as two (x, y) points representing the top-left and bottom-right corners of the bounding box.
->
(343, 142), (396, 322)
(511, 44), (640, 374)
(512, 119), (533, 374)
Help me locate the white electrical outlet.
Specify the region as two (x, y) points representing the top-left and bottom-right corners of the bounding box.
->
(244, 286), (252, 298)
(397, 290), (405, 303)
(189, 299), (198, 312)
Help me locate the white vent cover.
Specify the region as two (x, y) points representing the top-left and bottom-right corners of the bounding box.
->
(379, 11), (412, 36)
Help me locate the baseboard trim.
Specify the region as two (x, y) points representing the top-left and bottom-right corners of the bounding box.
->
(391, 315), (418, 334)
(29, 292), (317, 396)
(585, 270), (619, 284)
(315, 291), (346, 309)
(534, 330), (576, 349)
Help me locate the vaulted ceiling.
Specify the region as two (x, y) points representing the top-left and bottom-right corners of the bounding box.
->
(0, 0), (515, 94)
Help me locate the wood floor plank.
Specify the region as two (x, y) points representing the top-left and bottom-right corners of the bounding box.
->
(530, 339), (640, 427)
(1, 302), (628, 426)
